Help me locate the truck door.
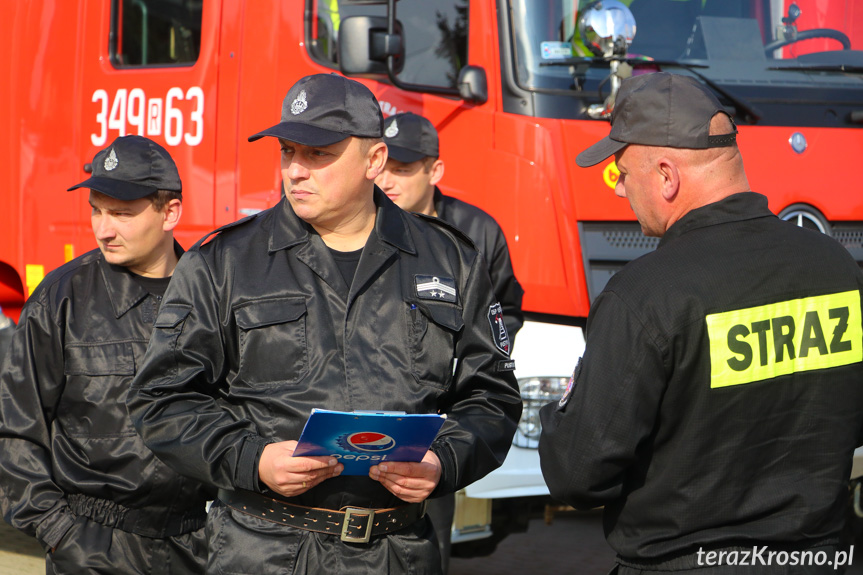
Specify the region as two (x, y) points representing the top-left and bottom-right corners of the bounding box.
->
(76, 0), (222, 250)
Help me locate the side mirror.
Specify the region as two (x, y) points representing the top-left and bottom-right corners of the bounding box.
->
(457, 66), (488, 104)
(338, 16), (404, 76)
(339, 3), (466, 101)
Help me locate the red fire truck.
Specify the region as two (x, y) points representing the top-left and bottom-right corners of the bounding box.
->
(2, 0), (862, 556)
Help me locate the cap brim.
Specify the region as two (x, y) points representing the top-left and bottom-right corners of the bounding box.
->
(385, 145), (429, 164)
(575, 136), (628, 168)
(67, 176), (161, 201)
(248, 122), (350, 146)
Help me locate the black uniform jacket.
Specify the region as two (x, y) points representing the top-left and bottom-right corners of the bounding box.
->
(540, 193), (863, 560)
(127, 189), (522, 511)
(0, 246), (212, 551)
(434, 188), (524, 340)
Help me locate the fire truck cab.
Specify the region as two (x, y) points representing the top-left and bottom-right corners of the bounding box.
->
(2, 0), (862, 556)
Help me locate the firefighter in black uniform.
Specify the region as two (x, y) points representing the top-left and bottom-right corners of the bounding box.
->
(539, 73), (863, 574)
(377, 112), (524, 340)
(377, 111), (524, 572)
(126, 74), (522, 575)
(0, 136), (210, 574)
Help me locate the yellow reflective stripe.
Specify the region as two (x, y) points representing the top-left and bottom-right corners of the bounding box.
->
(706, 290), (863, 388)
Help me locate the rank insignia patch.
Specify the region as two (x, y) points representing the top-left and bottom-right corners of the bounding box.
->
(558, 358), (581, 410)
(487, 302), (510, 355)
(415, 275), (457, 303)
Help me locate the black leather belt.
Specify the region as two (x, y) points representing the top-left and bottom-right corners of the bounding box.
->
(217, 488), (427, 544)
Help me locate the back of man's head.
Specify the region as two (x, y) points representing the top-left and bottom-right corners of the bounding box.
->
(577, 73), (752, 235)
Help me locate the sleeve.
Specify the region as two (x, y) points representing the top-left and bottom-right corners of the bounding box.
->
(486, 226), (525, 345)
(538, 290), (667, 510)
(430, 252), (523, 496)
(0, 299), (75, 550)
(126, 249), (271, 493)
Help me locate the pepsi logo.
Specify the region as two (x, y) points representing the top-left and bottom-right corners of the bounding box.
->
(344, 432), (396, 452)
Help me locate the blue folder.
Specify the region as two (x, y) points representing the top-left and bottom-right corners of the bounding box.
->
(292, 409), (447, 475)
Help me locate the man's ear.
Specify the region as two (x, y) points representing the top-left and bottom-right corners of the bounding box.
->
(366, 142), (388, 181)
(428, 159), (445, 187)
(162, 199), (183, 232)
(656, 157), (680, 202)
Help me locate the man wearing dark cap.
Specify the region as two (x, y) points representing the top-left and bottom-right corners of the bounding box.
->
(377, 111), (524, 571)
(539, 72), (863, 574)
(0, 135), (210, 574)
(377, 112), (524, 341)
(126, 73), (521, 574)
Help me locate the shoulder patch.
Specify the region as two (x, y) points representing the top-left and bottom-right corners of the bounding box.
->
(558, 358), (582, 410)
(488, 302), (511, 355)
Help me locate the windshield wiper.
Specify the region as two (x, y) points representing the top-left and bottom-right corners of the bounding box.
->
(538, 57), (708, 69)
(546, 56), (762, 124)
(767, 63), (863, 73)
(636, 59), (763, 124)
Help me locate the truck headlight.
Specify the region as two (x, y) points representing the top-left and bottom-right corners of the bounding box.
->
(512, 377), (569, 448)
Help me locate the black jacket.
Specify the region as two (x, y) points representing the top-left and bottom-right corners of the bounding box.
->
(127, 189), (522, 511)
(434, 188), (524, 343)
(540, 193), (863, 560)
(0, 246), (212, 551)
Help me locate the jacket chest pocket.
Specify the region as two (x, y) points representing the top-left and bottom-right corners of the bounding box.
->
(234, 297), (308, 386)
(65, 342), (136, 377)
(407, 302), (464, 390)
(63, 342), (137, 435)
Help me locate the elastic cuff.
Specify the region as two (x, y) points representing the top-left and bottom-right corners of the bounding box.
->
(428, 440), (457, 498)
(235, 435), (275, 493)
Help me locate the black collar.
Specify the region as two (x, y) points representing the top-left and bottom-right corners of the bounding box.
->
(98, 240), (184, 318)
(268, 186), (416, 255)
(660, 192), (772, 247)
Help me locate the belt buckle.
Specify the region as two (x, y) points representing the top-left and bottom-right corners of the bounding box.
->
(341, 507), (375, 543)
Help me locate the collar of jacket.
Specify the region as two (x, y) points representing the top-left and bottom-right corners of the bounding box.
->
(268, 186), (417, 255)
(659, 191), (771, 248)
(97, 240), (185, 319)
(432, 186), (447, 220)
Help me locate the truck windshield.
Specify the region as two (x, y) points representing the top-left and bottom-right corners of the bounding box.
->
(508, 0), (862, 119)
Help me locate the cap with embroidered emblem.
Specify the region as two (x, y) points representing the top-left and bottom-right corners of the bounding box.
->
(576, 72), (737, 168)
(383, 112), (439, 163)
(67, 135), (182, 200)
(249, 73), (384, 146)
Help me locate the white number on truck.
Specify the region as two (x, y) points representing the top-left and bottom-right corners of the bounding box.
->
(91, 87), (205, 147)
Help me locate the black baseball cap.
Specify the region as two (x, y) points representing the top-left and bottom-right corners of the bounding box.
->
(67, 135), (182, 200)
(576, 72), (737, 168)
(249, 73), (384, 146)
(382, 112), (439, 163)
